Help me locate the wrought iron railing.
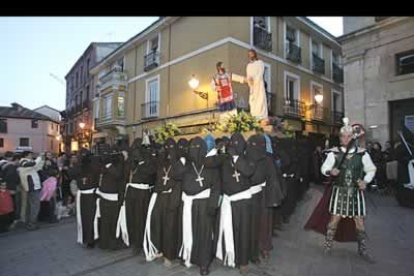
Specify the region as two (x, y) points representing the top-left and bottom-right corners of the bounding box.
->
(311, 104), (331, 122)
(283, 98), (306, 117)
(253, 26), (272, 52)
(141, 101), (159, 119)
(144, 51), (160, 72)
(312, 53), (325, 74)
(98, 67), (127, 86)
(286, 42), (301, 63)
(332, 62), (344, 83)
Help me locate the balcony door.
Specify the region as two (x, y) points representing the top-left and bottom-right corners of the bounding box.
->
(145, 76), (160, 117)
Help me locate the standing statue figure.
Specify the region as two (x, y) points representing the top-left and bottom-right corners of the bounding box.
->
(211, 62), (244, 121)
(244, 49), (269, 125)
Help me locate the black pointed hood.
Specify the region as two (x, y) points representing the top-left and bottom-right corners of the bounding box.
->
(229, 132), (246, 156)
(246, 134), (267, 162)
(177, 138), (189, 158)
(164, 138), (177, 163)
(188, 136), (207, 168)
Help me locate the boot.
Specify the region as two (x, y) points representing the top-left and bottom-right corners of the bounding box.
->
(356, 230), (376, 264)
(324, 225), (336, 256)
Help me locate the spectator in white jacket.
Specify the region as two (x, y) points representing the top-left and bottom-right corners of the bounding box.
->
(18, 151), (45, 230)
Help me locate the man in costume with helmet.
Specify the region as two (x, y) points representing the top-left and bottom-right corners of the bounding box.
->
(320, 118), (377, 263)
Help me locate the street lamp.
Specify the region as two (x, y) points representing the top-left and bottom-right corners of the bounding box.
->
(188, 75), (208, 104)
(79, 122), (86, 129)
(314, 92), (323, 104)
(188, 74), (211, 129)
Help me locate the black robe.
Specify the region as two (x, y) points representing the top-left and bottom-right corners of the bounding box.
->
(173, 137), (220, 268)
(97, 153), (126, 250)
(205, 132), (255, 266)
(246, 134), (285, 256)
(77, 154), (100, 245)
(278, 138), (300, 221)
(296, 139), (311, 200)
(270, 136), (287, 231)
(148, 138), (182, 260)
(125, 146), (157, 250)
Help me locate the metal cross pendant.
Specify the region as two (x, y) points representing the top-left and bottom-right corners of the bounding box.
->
(162, 173), (170, 185)
(232, 170), (241, 182)
(196, 175), (204, 187)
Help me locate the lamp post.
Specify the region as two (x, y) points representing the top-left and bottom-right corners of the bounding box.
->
(188, 75), (211, 130)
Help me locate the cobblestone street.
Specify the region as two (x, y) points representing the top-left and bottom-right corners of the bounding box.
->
(1, 186), (413, 276)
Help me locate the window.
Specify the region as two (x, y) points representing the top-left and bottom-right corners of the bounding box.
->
(76, 71), (79, 87)
(285, 23), (301, 62)
(145, 76), (160, 117)
(20, 138), (29, 147)
(80, 66), (83, 84)
(312, 40), (322, 57)
(396, 50), (414, 75)
(148, 37), (159, 53)
(51, 123), (53, 130)
(86, 58), (90, 78)
(50, 140), (54, 151)
(80, 91), (84, 103)
(286, 26), (298, 44)
(263, 64), (272, 111)
(332, 52), (341, 65)
(114, 57), (125, 72)
(284, 72), (300, 101)
(31, 119), (38, 129)
(252, 17), (272, 52)
(103, 95), (113, 120)
(311, 81), (323, 106)
(118, 92), (125, 117)
(253, 16), (269, 31)
(0, 118), (7, 133)
(0, 138), (3, 148)
(332, 91), (342, 112)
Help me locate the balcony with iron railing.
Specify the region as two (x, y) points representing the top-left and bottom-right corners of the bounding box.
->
(286, 42), (301, 63)
(141, 101), (159, 119)
(253, 26), (272, 52)
(311, 105), (330, 121)
(98, 66), (127, 91)
(332, 62), (344, 83)
(282, 97), (306, 118)
(312, 53), (325, 74)
(144, 51), (160, 72)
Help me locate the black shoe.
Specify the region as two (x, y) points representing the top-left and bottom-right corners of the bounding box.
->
(200, 266), (209, 275)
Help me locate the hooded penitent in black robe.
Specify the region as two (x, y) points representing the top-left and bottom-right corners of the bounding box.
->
(246, 134), (285, 259)
(175, 138), (189, 252)
(97, 152), (126, 250)
(205, 132), (255, 267)
(143, 138), (181, 261)
(124, 139), (157, 250)
(77, 152), (100, 246)
(270, 136), (287, 232)
(278, 138), (300, 223)
(296, 139), (311, 201)
(173, 137), (220, 270)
